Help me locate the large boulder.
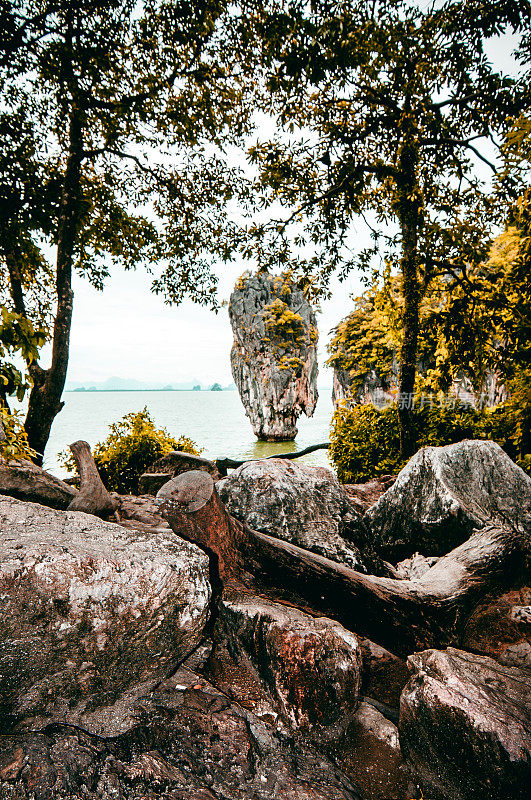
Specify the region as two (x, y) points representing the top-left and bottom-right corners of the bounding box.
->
(217, 458), (374, 570)
(0, 458), (77, 510)
(365, 440), (531, 560)
(205, 590), (362, 731)
(0, 497), (211, 731)
(229, 270), (318, 440)
(0, 665), (360, 800)
(400, 647), (531, 800)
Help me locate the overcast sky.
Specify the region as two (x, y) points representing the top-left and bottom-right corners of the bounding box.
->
(58, 33), (521, 390)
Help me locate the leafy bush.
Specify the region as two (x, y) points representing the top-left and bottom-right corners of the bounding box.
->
(329, 399), (530, 484)
(0, 407), (38, 461)
(62, 407), (201, 494)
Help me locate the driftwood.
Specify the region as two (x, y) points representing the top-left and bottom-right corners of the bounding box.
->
(215, 442), (330, 476)
(158, 470), (528, 657)
(67, 440), (116, 517)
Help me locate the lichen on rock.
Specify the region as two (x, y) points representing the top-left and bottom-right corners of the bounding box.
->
(229, 271), (318, 440)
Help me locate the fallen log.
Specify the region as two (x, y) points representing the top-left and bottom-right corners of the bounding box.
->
(214, 442), (329, 476)
(67, 440), (117, 517)
(158, 470), (528, 657)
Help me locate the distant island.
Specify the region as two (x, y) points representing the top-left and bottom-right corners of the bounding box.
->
(67, 377), (237, 392)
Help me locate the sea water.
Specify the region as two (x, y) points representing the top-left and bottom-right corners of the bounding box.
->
(39, 390), (335, 476)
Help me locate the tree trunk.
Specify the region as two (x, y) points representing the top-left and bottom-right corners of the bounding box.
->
(24, 105), (83, 462)
(158, 471), (527, 657)
(67, 440), (117, 517)
(396, 133), (421, 459)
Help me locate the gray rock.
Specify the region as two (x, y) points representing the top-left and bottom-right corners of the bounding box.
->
(229, 271), (318, 440)
(395, 552), (439, 579)
(366, 440), (531, 560)
(205, 591), (362, 731)
(0, 457), (77, 509)
(400, 647), (531, 800)
(139, 451), (221, 495)
(0, 496), (211, 730)
(217, 458), (373, 570)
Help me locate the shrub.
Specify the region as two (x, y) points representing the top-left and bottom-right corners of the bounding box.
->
(62, 407), (201, 494)
(329, 399), (529, 484)
(0, 407), (38, 461)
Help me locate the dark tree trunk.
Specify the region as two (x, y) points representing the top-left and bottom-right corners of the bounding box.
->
(396, 137), (421, 459)
(24, 106), (83, 462)
(159, 471), (527, 657)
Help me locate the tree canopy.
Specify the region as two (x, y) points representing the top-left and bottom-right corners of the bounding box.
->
(0, 0), (252, 458)
(240, 0), (530, 453)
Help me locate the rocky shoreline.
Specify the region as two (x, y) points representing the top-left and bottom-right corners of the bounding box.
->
(0, 440), (529, 799)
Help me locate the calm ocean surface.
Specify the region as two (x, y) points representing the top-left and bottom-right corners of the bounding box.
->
(40, 390), (336, 477)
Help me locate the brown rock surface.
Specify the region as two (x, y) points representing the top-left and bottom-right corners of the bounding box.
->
(359, 639), (409, 707)
(0, 667), (361, 800)
(342, 475), (396, 515)
(205, 591), (363, 731)
(461, 586), (531, 668)
(325, 701), (412, 800)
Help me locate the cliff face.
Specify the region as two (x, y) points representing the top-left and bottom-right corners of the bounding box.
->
(229, 272), (318, 440)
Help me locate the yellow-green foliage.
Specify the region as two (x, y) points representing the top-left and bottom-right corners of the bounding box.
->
(0, 407), (38, 461)
(262, 298), (305, 344)
(329, 400), (530, 484)
(326, 273), (453, 395)
(62, 407), (201, 495)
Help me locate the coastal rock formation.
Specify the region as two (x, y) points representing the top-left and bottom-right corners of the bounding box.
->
(217, 458), (373, 571)
(0, 457), (77, 509)
(365, 440), (531, 560)
(0, 496), (210, 731)
(229, 271), (318, 440)
(0, 666), (360, 800)
(400, 648), (531, 800)
(205, 591), (362, 731)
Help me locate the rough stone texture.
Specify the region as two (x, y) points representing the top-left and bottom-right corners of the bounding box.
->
(400, 647), (531, 800)
(229, 271), (318, 440)
(359, 639), (409, 708)
(0, 666), (361, 800)
(461, 587), (531, 668)
(204, 591), (362, 732)
(365, 440), (531, 561)
(342, 475), (396, 515)
(0, 497), (210, 731)
(324, 701), (412, 800)
(333, 365), (395, 409)
(0, 458), (77, 510)
(114, 493), (172, 531)
(139, 451), (221, 495)
(217, 458), (373, 570)
(395, 552), (439, 580)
